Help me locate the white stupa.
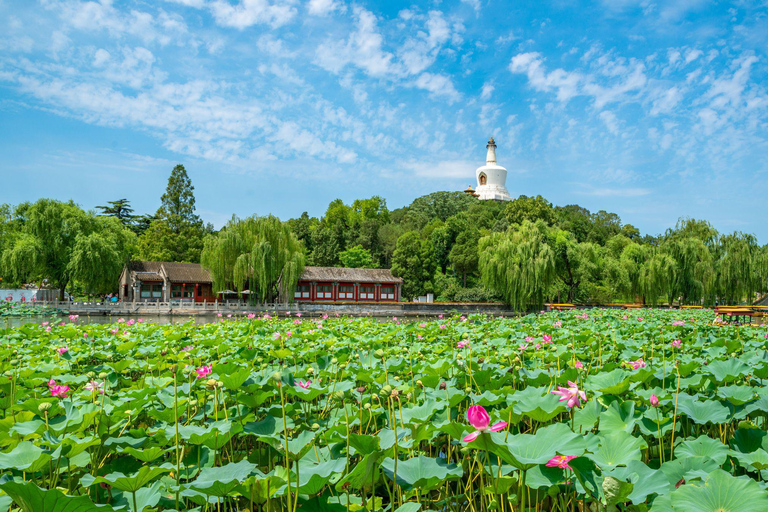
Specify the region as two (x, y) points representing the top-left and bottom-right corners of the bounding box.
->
(473, 137), (511, 201)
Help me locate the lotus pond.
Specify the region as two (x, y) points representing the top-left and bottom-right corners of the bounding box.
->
(1, 310), (768, 511)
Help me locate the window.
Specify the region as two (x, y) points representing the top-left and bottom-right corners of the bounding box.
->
(360, 285), (375, 300)
(381, 286), (395, 300)
(294, 284), (310, 299)
(339, 285), (354, 299)
(317, 285), (333, 299)
(171, 284), (194, 299)
(140, 284), (163, 299)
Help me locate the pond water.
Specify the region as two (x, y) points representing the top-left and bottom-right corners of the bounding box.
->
(1, 314), (226, 330)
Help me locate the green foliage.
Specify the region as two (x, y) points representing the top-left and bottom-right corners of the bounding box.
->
(479, 220), (556, 310)
(339, 245), (375, 268)
(0, 199), (135, 297)
(201, 215), (305, 303)
(391, 231), (435, 299)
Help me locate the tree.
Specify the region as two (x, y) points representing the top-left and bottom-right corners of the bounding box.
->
(479, 221), (556, 310)
(136, 164), (205, 262)
(716, 232), (759, 304)
(339, 245), (375, 268)
(1, 199), (135, 298)
(201, 216), (305, 303)
(158, 164), (201, 233)
(69, 217), (137, 294)
(96, 199), (134, 224)
(391, 231), (435, 299)
(546, 228), (600, 302)
(505, 195), (554, 226)
(449, 230), (480, 287)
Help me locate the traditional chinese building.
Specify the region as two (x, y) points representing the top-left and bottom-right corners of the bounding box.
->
(464, 137), (512, 201)
(294, 266), (403, 303)
(119, 261), (215, 303)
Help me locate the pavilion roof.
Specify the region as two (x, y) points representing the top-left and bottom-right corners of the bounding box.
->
(299, 266), (402, 284)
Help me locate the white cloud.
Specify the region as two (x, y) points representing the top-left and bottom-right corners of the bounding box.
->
(480, 82), (494, 100)
(509, 52), (582, 102)
(400, 159), (477, 179)
(307, 0), (345, 16)
(650, 86), (682, 115)
(413, 72), (460, 102)
(209, 0), (297, 29)
(599, 110), (620, 134)
(316, 6), (395, 77)
(582, 187), (652, 197)
(459, 0), (481, 13)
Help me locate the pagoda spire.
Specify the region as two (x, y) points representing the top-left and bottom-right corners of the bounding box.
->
(486, 136), (497, 165)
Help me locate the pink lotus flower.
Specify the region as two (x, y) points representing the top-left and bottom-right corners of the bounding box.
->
(285, 331), (293, 338)
(546, 455), (577, 470)
(392, 316), (398, 321)
(672, 320), (685, 326)
(519, 344), (528, 352)
(462, 405), (508, 442)
(417, 335), (423, 339)
(227, 314), (232, 318)
(296, 380), (311, 389)
(574, 361), (583, 369)
(460, 316), (466, 322)
(650, 394), (659, 407)
(69, 314), (79, 322)
(273, 332), (281, 340)
(439, 324), (447, 329)
(85, 380), (104, 394)
(50, 385), (70, 398)
(524, 336), (534, 343)
(542, 334), (552, 343)
(420, 323), (426, 328)
(296, 312), (302, 317)
(57, 347), (68, 356)
(118, 318), (125, 323)
(47, 378), (56, 387)
(551, 381), (587, 408)
(637, 317), (643, 321)
(438, 314), (443, 319)
(126, 319), (135, 326)
(622, 315), (628, 320)
(322, 314), (328, 320)
(264, 314), (272, 320)
(671, 339), (682, 348)
(247, 313), (256, 319)
(41, 322), (49, 326)
(457, 340), (469, 349)
(293, 319), (301, 324)
(45, 326), (51, 332)
(110, 328), (118, 334)
(195, 365), (212, 379)
(137, 318), (144, 323)
(552, 321), (562, 328)
(216, 313), (222, 318)
(535, 343), (541, 350)
(182, 345), (193, 352)
(630, 358), (646, 370)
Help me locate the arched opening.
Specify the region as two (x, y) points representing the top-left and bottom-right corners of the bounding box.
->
(479, 173), (487, 186)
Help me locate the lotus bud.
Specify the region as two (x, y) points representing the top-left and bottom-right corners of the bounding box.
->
(465, 387), (472, 393)
(374, 349), (384, 358)
(206, 378), (218, 389)
(390, 389), (400, 399)
(379, 385), (392, 397)
(364, 403), (371, 409)
(331, 357), (338, 364)
(311, 423), (320, 430)
(3, 371), (11, 377)
(125, 409), (133, 416)
(478, 357), (485, 364)
(416, 380), (423, 388)
(38, 402), (52, 413)
(439, 381), (447, 390)
(271, 372), (282, 382)
(9, 359), (18, 366)
(333, 390), (345, 402)
(356, 386), (366, 394)
(99, 372), (108, 380)
(189, 399), (198, 407)
(456, 353), (463, 360)
(650, 394), (659, 407)
(406, 392), (412, 400)
(459, 446), (471, 456)
(207, 394), (215, 401)
(306, 367), (315, 375)
(394, 376), (400, 381)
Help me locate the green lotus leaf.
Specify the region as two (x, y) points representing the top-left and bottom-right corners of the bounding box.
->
(717, 385), (755, 406)
(706, 359), (750, 383)
(676, 397), (729, 425)
(335, 452), (383, 491)
(80, 465), (171, 493)
(660, 456), (719, 487)
(510, 386), (567, 423)
(607, 460), (669, 504)
(676, 436), (729, 465)
(296, 458), (346, 495)
(186, 459), (259, 497)
(0, 441), (54, 473)
(0, 476), (116, 512)
(586, 369), (631, 395)
(599, 400), (641, 433)
(381, 455), (462, 491)
(731, 428), (768, 453)
(118, 445), (169, 463)
(587, 431), (646, 470)
(671, 469), (768, 511)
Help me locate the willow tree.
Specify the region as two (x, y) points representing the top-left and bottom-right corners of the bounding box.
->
(662, 237), (714, 304)
(201, 216), (305, 303)
(716, 233), (759, 304)
(68, 217), (137, 295)
(479, 220), (555, 311)
(640, 251), (676, 306)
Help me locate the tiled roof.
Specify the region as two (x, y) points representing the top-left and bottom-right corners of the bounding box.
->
(162, 262), (213, 284)
(299, 266), (402, 284)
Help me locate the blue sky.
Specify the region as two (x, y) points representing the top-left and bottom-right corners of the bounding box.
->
(1, 0), (767, 240)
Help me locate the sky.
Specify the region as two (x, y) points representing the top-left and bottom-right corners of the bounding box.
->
(1, 0), (767, 241)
